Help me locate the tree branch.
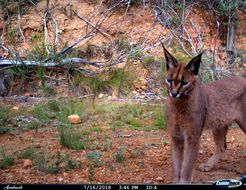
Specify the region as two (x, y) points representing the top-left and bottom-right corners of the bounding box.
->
(73, 10), (111, 40)
(0, 58), (102, 68)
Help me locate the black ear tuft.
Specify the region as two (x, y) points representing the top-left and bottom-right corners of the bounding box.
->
(161, 42), (177, 70)
(186, 51), (204, 75)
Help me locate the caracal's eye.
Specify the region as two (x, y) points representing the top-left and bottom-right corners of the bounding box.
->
(181, 80), (189, 86)
(166, 78), (173, 85)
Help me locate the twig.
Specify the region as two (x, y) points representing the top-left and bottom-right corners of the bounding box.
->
(43, 0), (59, 55)
(44, 0), (50, 55)
(45, 3), (115, 62)
(53, 32), (94, 59)
(0, 13), (9, 54)
(212, 21), (220, 80)
(17, 3), (25, 43)
(50, 11), (59, 46)
(189, 20), (204, 51)
(73, 10), (111, 40)
(181, 0), (186, 46)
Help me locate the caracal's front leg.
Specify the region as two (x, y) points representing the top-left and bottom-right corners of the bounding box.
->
(171, 136), (184, 183)
(179, 135), (200, 183)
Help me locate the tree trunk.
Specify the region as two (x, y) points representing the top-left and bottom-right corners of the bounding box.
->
(226, 1), (238, 65)
(226, 15), (236, 52)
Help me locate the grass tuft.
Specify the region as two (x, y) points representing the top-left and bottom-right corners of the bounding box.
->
(34, 150), (61, 174)
(17, 147), (35, 159)
(114, 146), (126, 163)
(59, 127), (85, 150)
(0, 147), (14, 169)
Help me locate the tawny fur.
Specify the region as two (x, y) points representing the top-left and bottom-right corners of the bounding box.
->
(162, 44), (246, 184)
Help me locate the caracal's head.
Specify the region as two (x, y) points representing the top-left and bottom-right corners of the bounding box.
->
(161, 42), (204, 99)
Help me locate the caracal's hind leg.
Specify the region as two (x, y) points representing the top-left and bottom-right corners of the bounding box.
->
(235, 111), (246, 134)
(199, 126), (228, 172)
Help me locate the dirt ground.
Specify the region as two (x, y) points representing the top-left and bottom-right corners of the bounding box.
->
(0, 108), (245, 184)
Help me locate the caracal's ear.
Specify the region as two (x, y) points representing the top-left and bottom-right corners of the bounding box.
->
(186, 51), (204, 76)
(161, 42), (177, 70)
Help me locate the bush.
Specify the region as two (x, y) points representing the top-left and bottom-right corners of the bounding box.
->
(0, 147), (14, 169)
(59, 127), (85, 150)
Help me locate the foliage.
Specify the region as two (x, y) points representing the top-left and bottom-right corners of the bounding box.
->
(17, 147), (35, 159)
(57, 99), (87, 124)
(72, 69), (136, 95)
(154, 112), (165, 129)
(6, 28), (18, 45)
(87, 151), (102, 167)
(114, 146), (126, 163)
(142, 56), (155, 66)
(0, 0), (40, 17)
(213, 0), (240, 17)
(0, 107), (11, 126)
(104, 0), (145, 8)
(130, 147), (145, 158)
(64, 155), (81, 172)
(87, 151), (102, 181)
(34, 150), (62, 174)
(59, 127), (85, 150)
(108, 103), (165, 131)
(0, 147), (14, 169)
(31, 99), (87, 125)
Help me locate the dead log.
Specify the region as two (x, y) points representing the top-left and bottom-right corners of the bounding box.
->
(0, 58), (102, 68)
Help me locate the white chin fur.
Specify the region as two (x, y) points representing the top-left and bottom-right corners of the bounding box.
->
(169, 92), (181, 98)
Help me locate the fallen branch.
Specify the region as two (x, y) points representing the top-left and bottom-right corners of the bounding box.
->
(0, 58), (102, 68)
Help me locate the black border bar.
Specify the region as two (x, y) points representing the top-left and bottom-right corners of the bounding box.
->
(0, 184), (245, 190)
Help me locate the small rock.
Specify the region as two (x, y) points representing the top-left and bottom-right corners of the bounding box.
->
(141, 85), (147, 90)
(67, 115), (81, 124)
(139, 95), (145, 99)
(156, 176), (163, 181)
(12, 106), (19, 111)
(23, 159), (32, 168)
(63, 172), (68, 177)
(24, 92), (31, 97)
(153, 88), (159, 94)
(35, 143), (41, 148)
(107, 96), (112, 100)
(112, 89), (118, 99)
(229, 136), (235, 143)
(57, 177), (64, 182)
(98, 93), (104, 99)
(145, 180), (153, 184)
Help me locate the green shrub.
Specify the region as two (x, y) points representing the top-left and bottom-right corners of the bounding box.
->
(64, 158), (78, 172)
(34, 150), (61, 174)
(154, 113), (165, 129)
(0, 147), (14, 169)
(59, 127), (85, 150)
(114, 146), (125, 163)
(17, 147), (35, 159)
(87, 151), (102, 167)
